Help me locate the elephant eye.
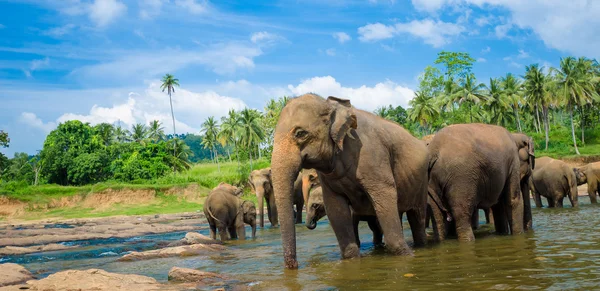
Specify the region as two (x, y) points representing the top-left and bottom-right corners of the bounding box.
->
(295, 129), (308, 139)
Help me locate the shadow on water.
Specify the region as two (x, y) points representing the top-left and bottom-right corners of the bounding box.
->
(4, 197), (600, 290)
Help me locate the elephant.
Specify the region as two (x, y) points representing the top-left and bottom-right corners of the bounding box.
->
(427, 124), (535, 242)
(305, 184), (383, 248)
(203, 187), (257, 241)
(530, 156), (579, 208)
(271, 93), (429, 269)
(249, 168), (277, 228)
(575, 162), (600, 203)
(213, 182), (243, 197)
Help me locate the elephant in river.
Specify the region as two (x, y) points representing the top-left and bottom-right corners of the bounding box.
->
(305, 180), (383, 248)
(271, 94), (429, 269)
(204, 187), (257, 241)
(575, 162), (600, 203)
(213, 182), (243, 197)
(530, 156), (579, 208)
(427, 124), (535, 242)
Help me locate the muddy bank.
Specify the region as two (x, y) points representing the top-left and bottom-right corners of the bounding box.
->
(0, 212), (208, 248)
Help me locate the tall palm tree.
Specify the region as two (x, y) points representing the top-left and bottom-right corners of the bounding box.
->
(131, 123), (148, 143)
(484, 78), (511, 125)
(95, 123), (114, 146)
(148, 120), (165, 142)
(437, 77), (460, 113)
(114, 126), (130, 143)
(408, 91), (439, 134)
(218, 109), (241, 164)
(160, 74), (180, 159)
(454, 74), (487, 123)
(574, 57), (600, 145)
(239, 108), (265, 170)
(523, 64), (550, 149)
(501, 73), (524, 132)
(552, 57), (599, 155)
(168, 139), (192, 171)
(201, 116), (220, 171)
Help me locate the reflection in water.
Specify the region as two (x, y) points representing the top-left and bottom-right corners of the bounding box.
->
(3, 197), (600, 290)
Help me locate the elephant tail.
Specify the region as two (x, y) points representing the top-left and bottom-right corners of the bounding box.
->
(206, 206), (224, 225)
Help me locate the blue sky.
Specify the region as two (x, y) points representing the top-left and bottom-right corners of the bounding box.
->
(1, 0), (598, 156)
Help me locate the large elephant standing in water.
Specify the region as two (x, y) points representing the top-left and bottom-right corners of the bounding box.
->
(575, 162), (600, 203)
(427, 124), (534, 242)
(531, 157), (579, 208)
(271, 94), (430, 269)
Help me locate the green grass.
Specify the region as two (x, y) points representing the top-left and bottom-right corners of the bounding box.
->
(529, 127), (600, 159)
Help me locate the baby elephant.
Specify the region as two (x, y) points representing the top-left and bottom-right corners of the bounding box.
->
(531, 156), (579, 208)
(575, 162), (600, 203)
(305, 185), (383, 248)
(204, 187), (257, 241)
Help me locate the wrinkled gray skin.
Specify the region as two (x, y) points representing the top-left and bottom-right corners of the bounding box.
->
(530, 156), (579, 208)
(249, 168), (277, 228)
(427, 124), (534, 242)
(213, 182), (243, 197)
(575, 162), (600, 203)
(204, 188), (257, 241)
(306, 185), (383, 248)
(271, 94), (429, 269)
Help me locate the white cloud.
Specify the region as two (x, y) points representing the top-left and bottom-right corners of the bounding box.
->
(19, 112), (56, 133)
(357, 23), (396, 42)
(175, 0), (208, 14)
(358, 19), (464, 47)
(474, 15), (493, 27)
(325, 48), (336, 56)
(381, 44), (395, 52)
(494, 22), (512, 38)
(88, 0), (127, 27)
(517, 49), (529, 59)
(286, 76), (415, 111)
(333, 32), (351, 43)
(24, 57), (50, 78)
(411, 0), (448, 13)
(139, 0), (165, 19)
(481, 46), (491, 53)
(250, 31), (283, 46)
(477, 57), (487, 63)
(43, 24), (76, 37)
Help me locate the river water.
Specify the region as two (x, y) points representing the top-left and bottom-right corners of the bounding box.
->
(3, 197), (600, 290)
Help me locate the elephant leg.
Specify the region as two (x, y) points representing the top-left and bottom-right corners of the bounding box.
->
(323, 192), (360, 259)
(236, 224), (246, 240)
(429, 202), (446, 242)
(491, 202), (509, 235)
(295, 200), (304, 224)
(452, 209), (475, 242)
(228, 226), (238, 239)
(484, 208), (493, 224)
(366, 217), (383, 247)
(503, 173), (524, 235)
(521, 179), (533, 231)
(367, 185), (412, 255)
(471, 209), (480, 230)
(425, 204), (432, 228)
(589, 181), (598, 204)
(209, 224), (217, 240)
(547, 198), (555, 208)
(352, 214), (361, 248)
(555, 197), (564, 208)
(446, 187), (475, 241)
(534, 190), (543, 208)
(267, 196), (279, 227)
(406, 207), (427, 247)
(218, 226), (228, 241)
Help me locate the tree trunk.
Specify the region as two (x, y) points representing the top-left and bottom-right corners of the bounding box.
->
(258, 144), (262, 160)
(249, 149), (254, 171)
(227, 148), (231, 163)
(234, 140), (240, 168)
(469, 103), (473, 123)
(543, 106), (550, 151)
(514, 105), (522, 132)
(169, 92), (177, 173)
(570, 107), (581, 155)
(535, 106), (541, 133)
(214, 148), (220, 172)
(581, 105), (585, 146)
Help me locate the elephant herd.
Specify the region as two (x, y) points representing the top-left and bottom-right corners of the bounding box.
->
(203, 93), (600, 270)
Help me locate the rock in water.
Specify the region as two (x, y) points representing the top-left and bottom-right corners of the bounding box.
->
(27, 269), (162, 291)
(168, 267), (227, 284)
(0, 263), (34, 287)
(183, 232), (222, 245)
(118, 243), (226, 261)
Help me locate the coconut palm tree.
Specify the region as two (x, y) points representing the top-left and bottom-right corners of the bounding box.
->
(552, 57), (599, 155)
(523, 64), (550, 149)
(239, 108), (265, 170)
(114, 126), (130, 143)
(131, 123), (148, 144)
(201, 116), (220, 171)
(160, 74), (180, 159)
(501, 73), (524, 132)
(453, 74), (487, 123)
(437, 77), (461, 113)
(95, 123), (114, 146)
(148, 120), (165, 142)
(168, 139), (192, 171)
(408, 91), (439, 134)
(218, 109), (241, 164)
(574, 57), (600, 145)
(484, 78), (511, 126)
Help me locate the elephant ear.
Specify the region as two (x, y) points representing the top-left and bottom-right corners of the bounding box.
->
(327, 96), (357, 151)
(248, 176), (255, 192)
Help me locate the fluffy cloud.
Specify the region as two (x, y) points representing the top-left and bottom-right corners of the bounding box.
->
(175, 0), (209, 14)
(250, 31), (285, 46)
(43, 24), (77, 37)
(358, 19), (464, 47)
(333, 32), (351, 43)
(476, 57), (486, 63)
(19, 112), (56, 133)
(89, 0), (127, 27)
(286, 76), (415, 111)
(24, 57), (50, 78)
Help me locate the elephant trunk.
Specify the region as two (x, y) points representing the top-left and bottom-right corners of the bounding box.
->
(305, 207), (317, 230)
(271, 137), (302, 269)
(256, 188), (265, 228)
(251, 221), (257, 238)
(570, 175), (579, 208)
(302, 175), (311, 205)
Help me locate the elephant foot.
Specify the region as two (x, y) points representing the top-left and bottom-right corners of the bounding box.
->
(340, 243), (360, 259)
(386, 243), (413, 256)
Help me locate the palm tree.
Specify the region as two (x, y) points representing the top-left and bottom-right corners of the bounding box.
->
(239, 108), (265, 170)
(454, 74), (487, 123)
(218, 110), (241, 164)
(408, 91), (439, 134)
(95, 123), (114, 146)
(168, 139), (192, 171)
(501, 73), (524, 132)
(148, 120), (165, 142)
(160, 74), (180, 160)
(437, 77), (460, 113)
(484, 78), (511, 125)
(574, 57), (600, 145)
(114, 126), (130, 143)
(523, 64), (550, 149)
(552, 57), (599, 155)
(131, 123), (148, 143)
(201, 116), (220, 171)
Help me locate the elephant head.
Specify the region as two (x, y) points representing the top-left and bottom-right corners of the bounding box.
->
(249, 168), (273, 228)
(301, 169), (319, 204)
(512, 133), (536, 177)
(305, 186), (325, 230)
(240, 200), (257, 238)
(574, 167), (587, 185)
(215, 182), (243, 197)
(271, 94), (356, 269)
